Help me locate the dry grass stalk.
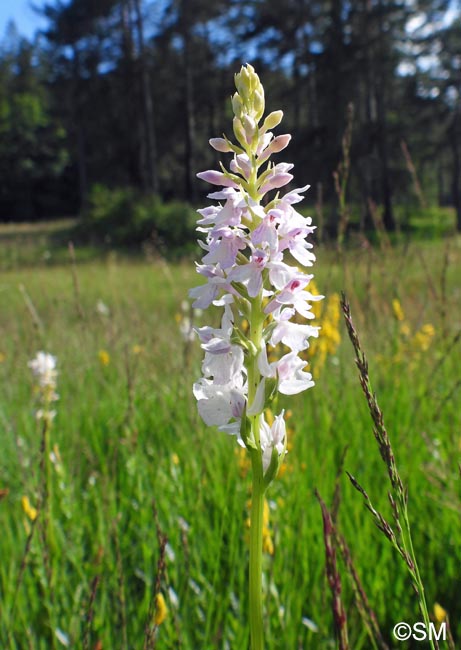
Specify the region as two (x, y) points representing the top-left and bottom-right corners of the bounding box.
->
(19, 283), (44, 340)
(334, 103), (354, 250)
(315, 490), (349, 650)
(144, 502), (168, 650)
(112, 516), (129, 650)
(367, 199), (391, 252)
(335, 528), (390, 650)
(341, 293), (440, 650)
(315, 181), (324, 244)
(68, 241), (85, 321)
(83, 574), (101, 650)
(330, 448), (389, 649)
(400, 140), (427, 209)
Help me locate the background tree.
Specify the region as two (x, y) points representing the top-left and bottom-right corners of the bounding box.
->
(0, 22), (68, 219)
(0, 0), (460, 233)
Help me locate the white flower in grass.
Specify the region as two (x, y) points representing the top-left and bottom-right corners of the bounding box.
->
(28, 351), (58, 420)
(28, 351), (57, 388)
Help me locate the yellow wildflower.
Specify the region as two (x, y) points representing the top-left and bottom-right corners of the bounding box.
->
(307, 292), (341, 378)
(392, 298), (405, 322)
(245, 498), (275, 555)
(399, 322), (411, 338)
(263, 531), (274, 555)
(308, 280), (323, 320)
(262, 499), (274, 556)
(264, 408), (274, 426)
(21, 495), (37, 521)
(277, 462), (288, 479)
(413, 324), (435, 352)
(98, 350), (110, 366)
(0, 352), (5, 363)
(171, 453), (180, 466)
(132, 344), (144, 355)
(433, 602), (447, 624)
(263, 499), (270, 528)
(235, 447), (251, 478)
(154, 593), (168, 626)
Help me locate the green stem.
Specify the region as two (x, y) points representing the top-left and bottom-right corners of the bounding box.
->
(246, 291), (265, 649)
(43, 414), (56, 562)
(249, 448), (265, 650)
(38, 413), (57, 649)
(245, 128), (266, 649)
(401, 506), (437, 650)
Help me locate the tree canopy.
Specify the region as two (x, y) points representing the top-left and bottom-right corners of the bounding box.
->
(0, 0), (460, 233)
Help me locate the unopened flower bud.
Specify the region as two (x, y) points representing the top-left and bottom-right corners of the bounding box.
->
(233, 117), (247, 147)
(232, 92), (244, 119)
(196, 170), (237, 187)
(258, 134), (292, 164)
(209, 138), (232, 153)
(253, 88), (265, 121)
(235, 66), (251, 100)
(242, 114), (256, 143)
(262, 111), (284, 133)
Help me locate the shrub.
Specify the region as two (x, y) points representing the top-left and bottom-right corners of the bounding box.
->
(79, 184), (198, 254)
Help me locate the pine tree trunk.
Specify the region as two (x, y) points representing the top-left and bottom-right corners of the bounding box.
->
(72, 46), (88, 208)
(450, 115), (461, 232)
(133, 0), (158, 194)
(181, 0), (197, 202)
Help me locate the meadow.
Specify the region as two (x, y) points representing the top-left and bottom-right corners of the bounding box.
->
(1, 223), (461, 649)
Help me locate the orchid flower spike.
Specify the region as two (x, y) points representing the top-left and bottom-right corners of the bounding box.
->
(191, 63), (322, 484)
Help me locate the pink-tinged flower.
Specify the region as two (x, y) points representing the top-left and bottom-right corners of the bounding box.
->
(190, 264), (229, 309)
(202, 345), (245, 385)
(258, 134), (291, 164)
(197, 171), (238, 187)
(255, 131), (274, 156)
(267, 260), (299, 290)
(195, 304), (234, 354)
(270, 317), (320, 352)
(193, 379), (246, 428)
(209, 138), (233, 152)
(260, 411), (286, 472)
(251, 210), (281, 254)
(227, 249), (268, 297)
(196, 205), (221, 226)
(230, 154), (252, 180)
(202, 227), (247, 270)
(277, 210), (316, 266)
(280, 184), (311, 204)
(259, 166), (294, 195)
(258, 347), (314, 395)
(265, 274), (319, 319)
(276, 352), (314, 395)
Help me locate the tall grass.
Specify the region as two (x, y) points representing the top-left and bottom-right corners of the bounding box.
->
(0, 234), (460, 648)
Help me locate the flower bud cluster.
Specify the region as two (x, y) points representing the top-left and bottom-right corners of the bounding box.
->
(191, 64), (322, 479)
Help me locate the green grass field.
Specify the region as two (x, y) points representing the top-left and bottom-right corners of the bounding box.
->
(1, 226), (461, 649)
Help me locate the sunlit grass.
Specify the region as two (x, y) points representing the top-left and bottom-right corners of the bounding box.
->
(1, 233), (460, 648)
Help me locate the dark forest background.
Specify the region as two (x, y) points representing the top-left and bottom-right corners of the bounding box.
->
(1, 0), (460, 241)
